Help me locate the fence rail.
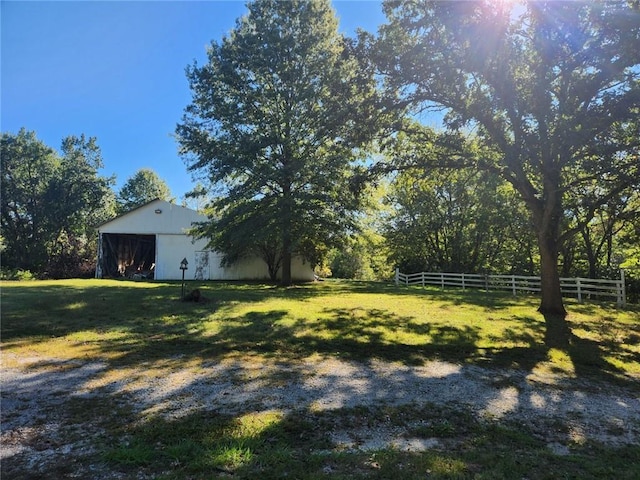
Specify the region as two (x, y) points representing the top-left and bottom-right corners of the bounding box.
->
(394, 269), (626, 307)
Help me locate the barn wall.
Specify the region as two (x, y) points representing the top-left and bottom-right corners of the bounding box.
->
(156, 234), (209, 280)
(207, 252), (314, 281)
(290, 256), (315, 281)
(157, 246), (314, 281)
(208, 253), (271, 280)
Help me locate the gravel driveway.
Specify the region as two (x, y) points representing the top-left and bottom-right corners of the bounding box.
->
(2, 353), (639, 478)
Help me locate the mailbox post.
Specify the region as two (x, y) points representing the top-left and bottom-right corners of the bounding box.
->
(180, 258), (188, 299)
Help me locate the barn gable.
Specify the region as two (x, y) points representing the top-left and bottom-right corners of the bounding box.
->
(98, 199), (206, 235)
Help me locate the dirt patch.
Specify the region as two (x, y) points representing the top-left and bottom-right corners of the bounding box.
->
(2, 353), (639, 478)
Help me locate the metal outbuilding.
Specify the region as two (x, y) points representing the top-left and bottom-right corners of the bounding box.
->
(95, 199), (314, 281)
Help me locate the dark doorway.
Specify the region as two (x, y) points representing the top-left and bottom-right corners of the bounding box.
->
(99, 234), (156, 279)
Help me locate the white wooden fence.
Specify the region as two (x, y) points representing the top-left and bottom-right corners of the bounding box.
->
(394, 269), (627, 307)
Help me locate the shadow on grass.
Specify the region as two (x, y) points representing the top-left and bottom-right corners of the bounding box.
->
(0, 280), (401, 341)
(3, 279), (640, 479)
(95, 404), (640, 480)
(84, 303), (546, 373)
(102, 408), (332, 479)
(568, 334), (640, 387)
(3, 279), (637, 386)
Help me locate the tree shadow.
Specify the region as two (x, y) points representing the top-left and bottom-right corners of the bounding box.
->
(399, 284), (542, 309)
(5, 352), (639, 479)
(567, 334), (640, 388)
(209, 306), (486, 366)
(4, 294), (640, 478)
(0, 281), (610, 381)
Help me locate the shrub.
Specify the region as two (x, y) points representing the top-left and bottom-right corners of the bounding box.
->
(0, 268), (36, 281)
(625, 271), (640, 304)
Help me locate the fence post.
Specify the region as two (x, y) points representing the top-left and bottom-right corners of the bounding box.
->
(512, 275), (516, 296)
(395, 268), (399, 286)
(484, 273), (489, 292)
(462, 273), (466, 291)
(576, 278), (582, 302)
(620, 269), (626, 307)
(422, 271), (425, 287)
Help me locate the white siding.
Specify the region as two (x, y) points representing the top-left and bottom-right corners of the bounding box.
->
(156, 234), (209, 280)
(208, 253), (314, 281)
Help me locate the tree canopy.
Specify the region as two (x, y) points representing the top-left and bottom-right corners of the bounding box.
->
(117, 168), (172, 213)
(1, 129), (115, 277)
(384, 160), (533, 275)
(373, 0), (640, 346)
(176, 0), (380, 284)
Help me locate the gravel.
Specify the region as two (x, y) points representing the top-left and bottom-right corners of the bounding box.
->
(2, 353), (639, 477)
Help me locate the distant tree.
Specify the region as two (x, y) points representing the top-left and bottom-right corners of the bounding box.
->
(383, 134), (533, 275)
(118, 168), (171, 213)
(176, 0), (381, 285)
(182, 183), (210, 212)
(1, 129), (57, 271)
(561, 196), (636, 279)
(374, 0), (640, 346)
(619, 194), (640, 303)
(1, 129), (115, 276)
(328, 225), (389, 280)
(330, 182), (392, 281)
(46, 135), (117, 277)
(328, 229), (389, 280)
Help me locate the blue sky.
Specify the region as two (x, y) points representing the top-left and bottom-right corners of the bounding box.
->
(2, 1), (387, 201)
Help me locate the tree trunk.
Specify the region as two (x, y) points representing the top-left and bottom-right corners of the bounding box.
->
(259, 244), (282, 282)
(281, 230), (292, 286)
(581, 228), (597, 278)
(537, 220), (570, 348)
(280, 183), (293, 287)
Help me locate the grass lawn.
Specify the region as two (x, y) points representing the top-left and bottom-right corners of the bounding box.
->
(2, 278), (639, 479)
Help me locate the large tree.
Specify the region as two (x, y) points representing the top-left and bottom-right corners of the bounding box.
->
(1, 129), (57, 271)
(176, 0), (379, 285)
(118, 168), (172, 213)
(1, 129), (115, 276)
(374, 0), (640, 346)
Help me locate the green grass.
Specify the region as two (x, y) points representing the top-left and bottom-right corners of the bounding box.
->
(3, 278), (638, 378)
(94, 403), (640, 479)
(2, 278), (639, 479)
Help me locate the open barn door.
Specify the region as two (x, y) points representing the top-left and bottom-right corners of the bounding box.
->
(97, 233), (156, 279)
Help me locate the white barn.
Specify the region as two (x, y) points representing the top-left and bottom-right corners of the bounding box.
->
(95, 199), (314, 281)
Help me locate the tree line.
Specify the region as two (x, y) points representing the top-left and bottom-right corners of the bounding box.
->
(3, 0), (638, 348)
(1, 128), (172, 278)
